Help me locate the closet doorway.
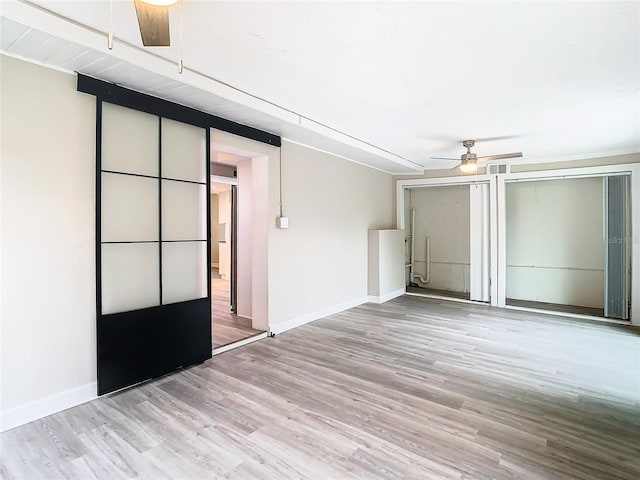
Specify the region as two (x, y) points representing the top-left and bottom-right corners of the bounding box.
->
(504, 174), (632, 320)
(403, 181), (491, 304)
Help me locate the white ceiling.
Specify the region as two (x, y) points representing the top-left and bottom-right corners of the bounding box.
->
(2, 0), (639, 173)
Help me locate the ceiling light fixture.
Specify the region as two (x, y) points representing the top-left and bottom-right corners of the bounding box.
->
(140, 0), (178, 6)
(431, 139), (522, 174)
(460, 160), (478, 174)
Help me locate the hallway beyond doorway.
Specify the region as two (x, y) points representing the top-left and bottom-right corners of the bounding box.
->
(212, 267), (263, 348)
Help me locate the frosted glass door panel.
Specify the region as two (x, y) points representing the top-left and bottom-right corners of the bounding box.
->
(162, 181), (206, 241)
(102, 103), (158, 176)
(161, 118), (206, 182)
(162, 242), (207, 304)
(102, 243), (159, 314)
(102, 173), (159, 242)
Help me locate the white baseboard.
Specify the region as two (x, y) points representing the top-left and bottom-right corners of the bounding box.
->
(1, 382), (97, 433)
(368, 288), (405, 304)
(269, 295), (369, 335)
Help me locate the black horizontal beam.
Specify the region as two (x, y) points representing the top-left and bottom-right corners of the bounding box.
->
(77, 74), (281, 147)
(101, 240), (206, 244)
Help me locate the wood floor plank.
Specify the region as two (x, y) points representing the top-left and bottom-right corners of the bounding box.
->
(2, 295), (639, 479)
(211, 269), (263, 348)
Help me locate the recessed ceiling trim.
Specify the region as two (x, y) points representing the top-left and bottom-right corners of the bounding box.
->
(3, 0), (424, 173)
(298, 117), (424, 171)
(282, 138), (395, 175)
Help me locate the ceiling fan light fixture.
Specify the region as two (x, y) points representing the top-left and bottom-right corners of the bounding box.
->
(429, 139), (521, 174)
(460, 161), (477, 174)
(140, 0), (178, 6)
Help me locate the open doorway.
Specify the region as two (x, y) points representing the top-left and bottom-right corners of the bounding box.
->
(405, 185), (471, 300)
(504, 174), (631, 320)
(210, 152), (265, 349)
(403, 182), (490, 303)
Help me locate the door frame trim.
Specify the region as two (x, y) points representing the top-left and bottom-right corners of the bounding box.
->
(396, 176), (493, 305)
(396, 162), (640, 325)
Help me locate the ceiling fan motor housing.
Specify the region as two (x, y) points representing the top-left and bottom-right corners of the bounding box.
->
(461, 152), (477, 162)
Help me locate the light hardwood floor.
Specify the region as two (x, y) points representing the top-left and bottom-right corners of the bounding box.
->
(506, 298), (605, 318)
(406, 286), (471, 300)
(406, 287), (605, 317)
(2, 296), (639, 479)
(212, 269), (263, 348)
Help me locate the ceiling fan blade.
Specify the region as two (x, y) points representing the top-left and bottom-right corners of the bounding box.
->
(478, 152), (523, 162)
(134, 0), (171, 47)
(473, 135), (521, 143)
(430, 157), (460, 161)
(449, 164), (462, 171)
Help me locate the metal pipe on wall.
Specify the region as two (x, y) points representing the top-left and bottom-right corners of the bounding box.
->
(410, 207), (430, 285)
(409, 208), (416, 277)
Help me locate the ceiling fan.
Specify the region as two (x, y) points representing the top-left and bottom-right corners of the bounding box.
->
(133, 0), (179, 47)
(431, 140), (523, 173)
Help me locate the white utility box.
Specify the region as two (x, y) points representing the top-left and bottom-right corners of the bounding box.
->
(368, 229), (405, 303)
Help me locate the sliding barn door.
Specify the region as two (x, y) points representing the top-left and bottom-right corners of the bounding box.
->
(97, 101), (211, 395)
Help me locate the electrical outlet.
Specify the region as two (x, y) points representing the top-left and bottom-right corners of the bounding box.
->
(277, 216), (289, 229)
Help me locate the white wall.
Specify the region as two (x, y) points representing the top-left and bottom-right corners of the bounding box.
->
(1, 56), (96, 414)
(236, 158), (252, 319)
(217, 189), (231, 279)
(505, 177), (604, 308)
(408, 185), (470, 292)
(210, 194), (219, 265)
(208, 134), (395, 332)
(269, 141), (393, 328)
